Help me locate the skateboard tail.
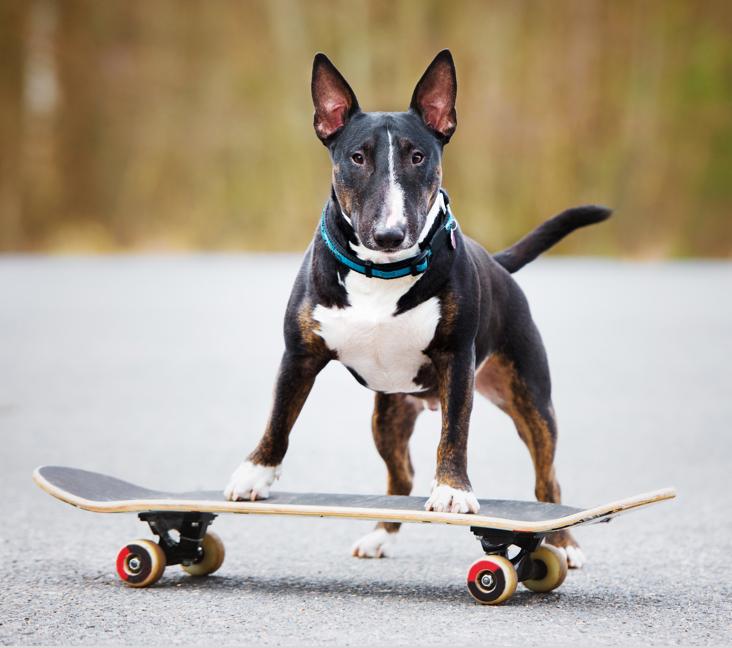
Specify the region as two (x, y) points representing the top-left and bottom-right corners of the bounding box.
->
(547, 487), (677, 531)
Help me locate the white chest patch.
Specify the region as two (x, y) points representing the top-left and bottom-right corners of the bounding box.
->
(313, 273), (440, 393)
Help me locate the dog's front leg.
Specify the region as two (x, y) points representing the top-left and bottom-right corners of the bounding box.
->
(425, 347), (480, 514)
(225, 351), (327, 501)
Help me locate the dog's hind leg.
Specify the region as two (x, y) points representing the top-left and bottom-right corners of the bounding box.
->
(475, 351), (585, 569)
(351, 393), (423, 558)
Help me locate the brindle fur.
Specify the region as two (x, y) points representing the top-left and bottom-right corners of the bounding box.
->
(475, 353), (573, 549)
(371, 393), (423, 533)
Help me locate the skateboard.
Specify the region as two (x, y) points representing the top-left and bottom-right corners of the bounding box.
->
(33, 465), (675, 605)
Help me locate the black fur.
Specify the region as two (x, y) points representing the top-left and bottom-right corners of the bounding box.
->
(493, 205), (612, 273)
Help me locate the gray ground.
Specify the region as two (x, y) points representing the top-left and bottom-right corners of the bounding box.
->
(1, 255), (730, 646)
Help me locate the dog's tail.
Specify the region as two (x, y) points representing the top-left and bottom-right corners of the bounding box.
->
(492, 205), (612, 274)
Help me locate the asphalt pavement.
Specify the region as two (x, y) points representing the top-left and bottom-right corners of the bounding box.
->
(1, 255), (730, 645)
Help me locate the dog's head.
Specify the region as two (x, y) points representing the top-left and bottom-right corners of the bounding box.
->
(312, 50), (457, 259)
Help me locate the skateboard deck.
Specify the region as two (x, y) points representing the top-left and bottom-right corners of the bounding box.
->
(34, 466), (674, 533)
(33, 465), (676, 604)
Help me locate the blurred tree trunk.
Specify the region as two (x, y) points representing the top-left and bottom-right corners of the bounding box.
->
(55, 0), (106, 236)
(0, 1), (27, 250)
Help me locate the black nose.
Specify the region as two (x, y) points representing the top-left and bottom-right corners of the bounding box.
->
(373, 227), (405, 249)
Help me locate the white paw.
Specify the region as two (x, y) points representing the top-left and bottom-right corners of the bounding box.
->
(224, 461), (281, 501)
(351, 528), (396, 559)
(425, 483), (480, 514)
(561, 544), (587, 569)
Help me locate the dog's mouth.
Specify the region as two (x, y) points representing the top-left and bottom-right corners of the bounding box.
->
(351, 237), (420, 265)
(367, 241), (410, 254)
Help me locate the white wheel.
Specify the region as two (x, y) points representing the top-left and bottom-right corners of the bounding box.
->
(182, 532), (225, 576)
(523, 544), (568, 593)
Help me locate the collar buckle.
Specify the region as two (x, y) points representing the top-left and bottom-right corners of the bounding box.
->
(410, 255), (423, 276)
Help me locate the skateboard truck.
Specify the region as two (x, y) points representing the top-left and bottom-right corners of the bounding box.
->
(114, 512), (226, 588)
(139, 511), (216, 566)
(468, 526), (564, 603)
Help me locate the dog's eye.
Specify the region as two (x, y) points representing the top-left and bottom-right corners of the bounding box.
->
(411, 151), (425, 165)
(351, 152), (365, 165)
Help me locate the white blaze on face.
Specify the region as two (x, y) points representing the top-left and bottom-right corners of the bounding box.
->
(384, 129), (406, 230)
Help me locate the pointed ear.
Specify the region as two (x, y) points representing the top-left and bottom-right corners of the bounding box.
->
(409, 49), (457, 142)
(311, 53), (359, 143)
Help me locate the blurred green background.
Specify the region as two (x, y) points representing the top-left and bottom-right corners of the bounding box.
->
(1, 0), (730, 257)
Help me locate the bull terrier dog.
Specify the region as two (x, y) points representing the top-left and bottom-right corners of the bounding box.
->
(225, 50), (610, 568)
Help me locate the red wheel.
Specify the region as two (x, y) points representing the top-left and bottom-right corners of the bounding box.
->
(467, 555), (518, 605)
(116, 539), (166, 588)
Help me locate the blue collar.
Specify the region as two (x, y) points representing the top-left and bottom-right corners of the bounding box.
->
(319, 190), (457, 280)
